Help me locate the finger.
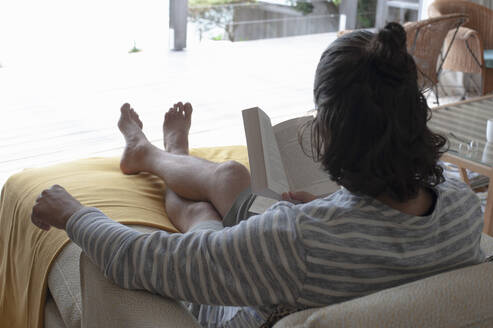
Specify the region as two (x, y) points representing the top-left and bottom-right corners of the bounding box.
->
(291, 191), (315, 203)
(52, 184), (65, 191)
(38, 222), (51, 231)
(281, 192), (291, 201)
(289, 191), (306, 202)
(31, 215), (49, 230)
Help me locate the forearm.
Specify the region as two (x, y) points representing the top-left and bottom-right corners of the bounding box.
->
(66, 207), (144, 284)
(66, 205), (306, 306)
(66, 207), (227, 301)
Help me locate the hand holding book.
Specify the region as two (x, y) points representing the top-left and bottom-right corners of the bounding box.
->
(281, 191), (317, 204)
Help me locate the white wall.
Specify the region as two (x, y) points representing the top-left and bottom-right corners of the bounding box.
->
(421, 0), (434, 19)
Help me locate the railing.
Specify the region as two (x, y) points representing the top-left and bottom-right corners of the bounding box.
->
(188, 2), (377, 43)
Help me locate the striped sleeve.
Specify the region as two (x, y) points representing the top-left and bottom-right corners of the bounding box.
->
(66, 204), (307, 307)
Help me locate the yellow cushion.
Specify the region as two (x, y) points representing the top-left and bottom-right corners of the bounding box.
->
(0, 146), (248, 328)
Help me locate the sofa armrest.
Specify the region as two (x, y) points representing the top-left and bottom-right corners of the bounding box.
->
(275, 234), (493, 328)
(79, 253), (201, 328)
(276, 261), (493, 328)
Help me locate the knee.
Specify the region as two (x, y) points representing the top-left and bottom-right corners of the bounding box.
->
(213, 160), (251, 190)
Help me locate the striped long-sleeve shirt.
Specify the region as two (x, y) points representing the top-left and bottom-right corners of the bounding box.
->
(66, 178), (484, 327)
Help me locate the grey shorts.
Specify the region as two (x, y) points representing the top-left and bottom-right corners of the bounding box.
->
(222, 187), (258, 227)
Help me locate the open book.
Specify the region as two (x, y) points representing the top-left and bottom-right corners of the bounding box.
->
(242, 107), (340, 211)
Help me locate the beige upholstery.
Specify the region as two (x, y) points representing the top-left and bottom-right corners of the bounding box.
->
(79, 254), (201, 328)
(47, 242), (82, 328)
(276, 263), (493, 328)
(44, 296), (66, 328)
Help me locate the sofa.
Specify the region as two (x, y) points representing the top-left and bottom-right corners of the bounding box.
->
(42, 231), (493, 328)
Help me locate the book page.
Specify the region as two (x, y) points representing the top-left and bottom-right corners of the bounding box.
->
(257, 109), (290, 197)
(242, 107), (289, 200)
(248, 196), (279, 214)
(273, 117), (339, 196)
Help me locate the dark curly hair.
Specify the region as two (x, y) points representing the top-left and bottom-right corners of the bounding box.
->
(307, 22), (447, 202)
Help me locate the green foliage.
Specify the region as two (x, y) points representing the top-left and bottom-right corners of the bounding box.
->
(189, 5), (236, 41)
(356, 0), (376, 28)
(294, 1), (314, 15)
(189, 0), (255, 6)
(128, 41), (142, 53)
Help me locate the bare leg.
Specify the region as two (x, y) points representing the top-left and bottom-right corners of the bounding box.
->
(118, 102), (251, 218)
(165, 188), (221, 232)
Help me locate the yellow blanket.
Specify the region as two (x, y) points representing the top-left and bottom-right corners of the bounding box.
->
(0, 146), (249, 328)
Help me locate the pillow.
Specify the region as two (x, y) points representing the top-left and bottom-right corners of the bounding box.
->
(0, 145), (248, 328)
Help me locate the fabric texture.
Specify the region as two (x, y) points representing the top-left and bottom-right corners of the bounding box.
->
(282, 261), (493, 328)
(0, 145), (249, 328)
(47, 242), (82, 328)
(44, 295), (66, 328)
(65, 177), (483, 328)
(221, 187), (257, 227)
(80, 252), (201, 328)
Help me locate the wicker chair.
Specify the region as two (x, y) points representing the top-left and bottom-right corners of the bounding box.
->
(404, 14), (467, 104)
(429, 0), (493, 96)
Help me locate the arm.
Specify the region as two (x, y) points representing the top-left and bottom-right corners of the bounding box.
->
(32, 185), (307, 306)
(67, 206), (306, 306)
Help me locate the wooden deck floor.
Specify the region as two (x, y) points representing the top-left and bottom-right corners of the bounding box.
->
(0, 33), (338, 185)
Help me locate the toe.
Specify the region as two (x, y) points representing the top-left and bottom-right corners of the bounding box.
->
(184, 103), (193, 118)
(130, 109), (143, 129)
(121, 103), (131, 114)
(120, 107), (130, 122)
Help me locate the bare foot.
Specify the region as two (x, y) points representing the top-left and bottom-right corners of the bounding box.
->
(163, 102), (192, 155)
(118, 103), (153, 174)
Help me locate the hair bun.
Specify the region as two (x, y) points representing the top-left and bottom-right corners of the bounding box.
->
(367, 22), (416, 85)
(376, 22), (407, 54)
